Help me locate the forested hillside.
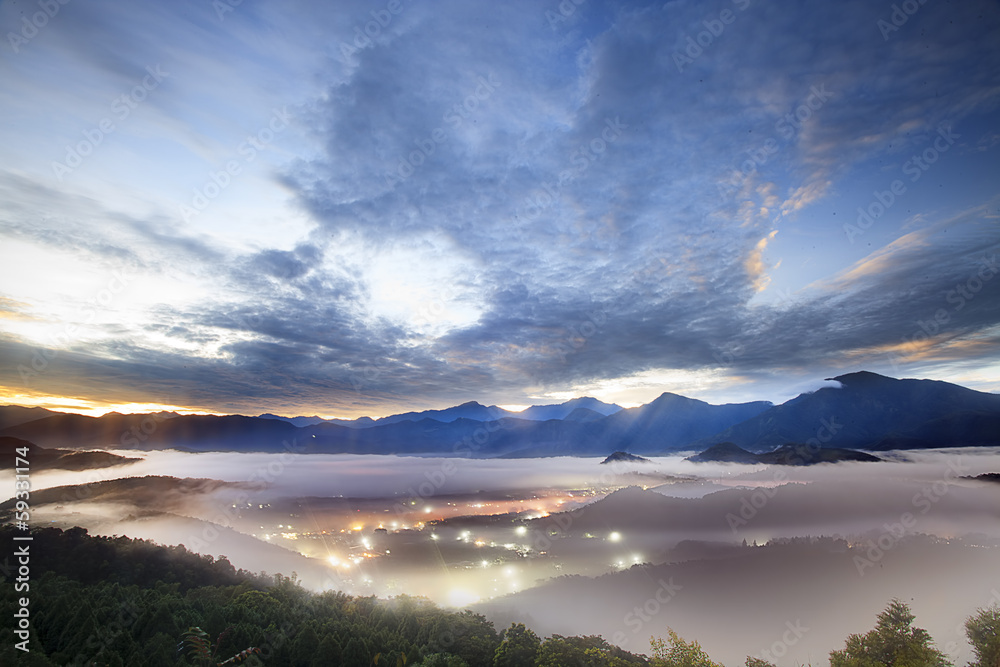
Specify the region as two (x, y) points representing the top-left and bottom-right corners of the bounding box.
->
(1, 526), (997, 666)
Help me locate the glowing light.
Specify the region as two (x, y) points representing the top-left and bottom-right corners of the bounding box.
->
(361, 538), (371, 548)
(515, 526), (527, 536)
(448, 589), (481, 608)
(481, 560), (489, 568)
(632, 554), (642, 563)
(431, 533), (439, 541)
(327, 556), (340, 567)
(608, 531), (622, 542)
(424, 506), (432, 514)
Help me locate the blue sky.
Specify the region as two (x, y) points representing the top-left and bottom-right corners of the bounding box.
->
(1, 0), (998, 417)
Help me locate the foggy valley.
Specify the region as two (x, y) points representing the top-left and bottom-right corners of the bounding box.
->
(5, 440), (999, 664)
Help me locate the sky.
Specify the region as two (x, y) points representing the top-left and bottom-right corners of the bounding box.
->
(0, 0), (999, 418)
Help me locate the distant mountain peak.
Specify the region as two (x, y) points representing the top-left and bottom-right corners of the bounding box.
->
(827, 370), (893, 385)
(601, 451), (651, 464)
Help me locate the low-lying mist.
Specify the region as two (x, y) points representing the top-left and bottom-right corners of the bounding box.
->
(6, 447), (999, 666)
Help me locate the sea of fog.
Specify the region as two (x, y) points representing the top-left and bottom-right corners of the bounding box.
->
(19, 447), (1000, 499)
(7, 448), (1000, 666)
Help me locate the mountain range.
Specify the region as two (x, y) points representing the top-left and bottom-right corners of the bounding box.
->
(258, 396), (622, 428)
(1, 371), (998, 457)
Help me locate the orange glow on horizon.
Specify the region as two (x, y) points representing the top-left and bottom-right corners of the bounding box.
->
(0, 389), (222, 417)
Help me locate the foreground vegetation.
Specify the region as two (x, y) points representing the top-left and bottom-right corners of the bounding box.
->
(1, 526), (996, 666)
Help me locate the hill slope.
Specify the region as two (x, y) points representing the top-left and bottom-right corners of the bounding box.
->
(690, 371), (1000, 453)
